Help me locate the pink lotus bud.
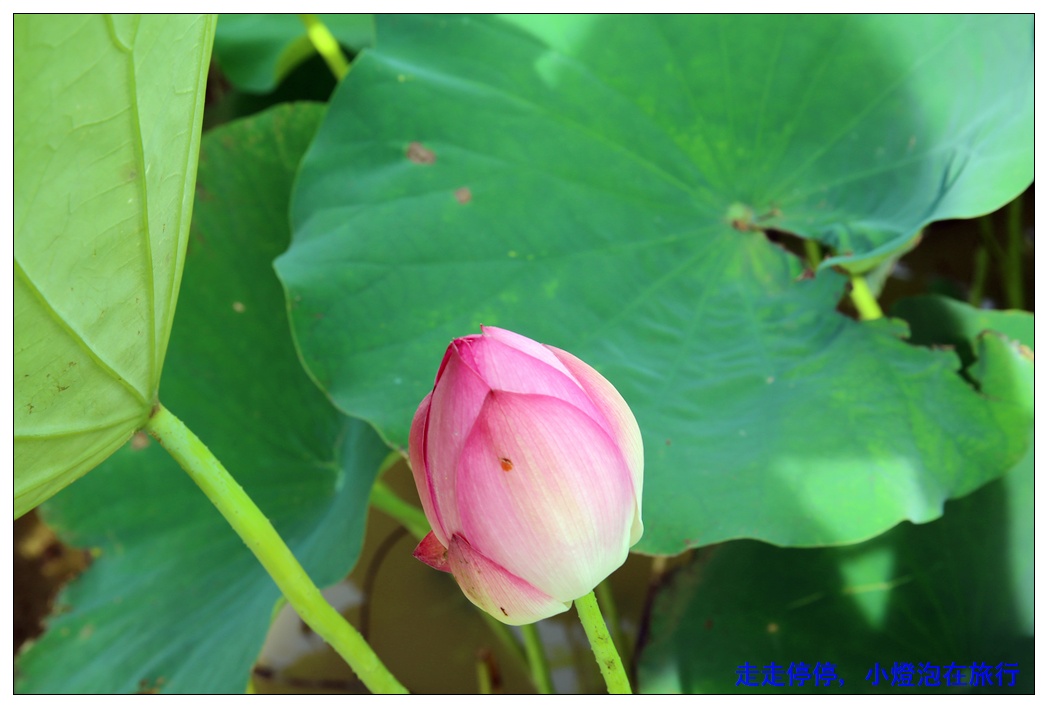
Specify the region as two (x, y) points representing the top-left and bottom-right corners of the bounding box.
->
(409, 325), (643, 625)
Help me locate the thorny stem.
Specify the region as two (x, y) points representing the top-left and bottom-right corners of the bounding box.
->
(575, 590), (632, 694)
(595, 580), (628, 669)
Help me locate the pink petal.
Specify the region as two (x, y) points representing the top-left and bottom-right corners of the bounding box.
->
(408, 392), (449, 543)
(547, 346), (645, 545)
(424, 343), (493, 537)
(459, 336), (605, 430)
(447, 533), (570, 625)
(456, 391), (634, 602)
(480, 326), (570, 375)
(413, 531), (451, 572)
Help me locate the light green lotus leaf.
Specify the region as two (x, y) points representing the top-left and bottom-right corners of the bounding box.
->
(14, 14), (216, 517)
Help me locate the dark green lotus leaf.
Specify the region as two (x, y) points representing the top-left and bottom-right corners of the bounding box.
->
(16, 104), (389, 694)
(637, 298), (1033, 693)
(636, 500), (1033, 694)
(893, 295), (1033, 370)
(276, 15), (1033, 552)
(892, 295), (1033, 635)
(213, 14), (374, 93)
(14, 14), (216, 517)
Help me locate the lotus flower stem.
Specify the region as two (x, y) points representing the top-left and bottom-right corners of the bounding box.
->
(574, 590), (632, 694)
(145, 404), (408, 694)
(595, 580), (627, 667)
(520, 623), (553, 694)
(299, 14), (349, 81)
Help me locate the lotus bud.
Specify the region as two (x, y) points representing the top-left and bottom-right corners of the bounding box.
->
(408, 325), (643, 625)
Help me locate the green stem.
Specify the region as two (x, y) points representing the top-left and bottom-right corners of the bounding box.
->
(804, 239), (822, 269)
(595, 580), (627, 668)
(574, 590), (631, 694)
(1005, 196), (1024, 310)
(969, 246), (989, 307)
(370, 479), (431, 541)
(977, 213), (1006, 261)
(299, 14), (350, 81)
(146, 404), (407, 694)
(481, 614), (527, 669)
(849, 275), (883, 321)
(520, 623), (553, 694)
(476, 650), (494, 694)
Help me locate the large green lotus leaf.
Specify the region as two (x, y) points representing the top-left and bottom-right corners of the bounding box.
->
(275, 15), (1033, 552)
(16, 103), (388, 694)
(636, 500), (1033, 693)
(892, 296), (1034, 634)
(636, 299), (1034, 692)
(213, 13), (373, 93)
(892, 296), (1034, 371)
(14, 15), (216, 518)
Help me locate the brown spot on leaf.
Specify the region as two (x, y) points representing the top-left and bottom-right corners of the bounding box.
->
(136, 677), (166, 694)
(406, 141), (436, 164)
(454, 187), (472, 204)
